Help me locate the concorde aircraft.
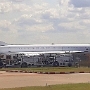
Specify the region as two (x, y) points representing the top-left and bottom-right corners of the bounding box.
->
(0, 41), (90, 56)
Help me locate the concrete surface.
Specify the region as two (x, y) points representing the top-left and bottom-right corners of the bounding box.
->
(0, 71), (90, 88)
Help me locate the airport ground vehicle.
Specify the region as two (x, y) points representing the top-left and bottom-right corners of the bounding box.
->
(19, 54), (73, 67)
(0, 53), (74, 67)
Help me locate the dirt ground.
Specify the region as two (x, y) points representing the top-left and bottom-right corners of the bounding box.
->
(0, 71), (90, 88)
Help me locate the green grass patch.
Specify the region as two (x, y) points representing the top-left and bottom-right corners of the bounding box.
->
(1, 67), (90, 73)
(0, 83), (90, 90)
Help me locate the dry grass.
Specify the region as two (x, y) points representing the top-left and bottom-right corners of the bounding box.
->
(0, 83), (90, 90)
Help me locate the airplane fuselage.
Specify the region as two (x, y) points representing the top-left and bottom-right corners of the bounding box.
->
(0, 44), (90, 53)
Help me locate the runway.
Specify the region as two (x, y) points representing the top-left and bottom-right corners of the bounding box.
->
(0, 71), (90, 88)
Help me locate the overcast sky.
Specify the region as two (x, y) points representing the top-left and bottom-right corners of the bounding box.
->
(0, 0), (90, 44)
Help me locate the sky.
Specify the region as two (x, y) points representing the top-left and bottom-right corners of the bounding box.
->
(0, 0), (90, 44)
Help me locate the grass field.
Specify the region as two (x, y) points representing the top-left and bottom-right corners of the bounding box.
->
(0, 83), (90, 90)
(1, 67), (90, 73)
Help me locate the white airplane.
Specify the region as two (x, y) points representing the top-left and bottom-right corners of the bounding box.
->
(0, 41), (90, 56)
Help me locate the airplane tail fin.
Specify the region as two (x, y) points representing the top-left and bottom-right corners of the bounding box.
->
(0, 41), (8, 46)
